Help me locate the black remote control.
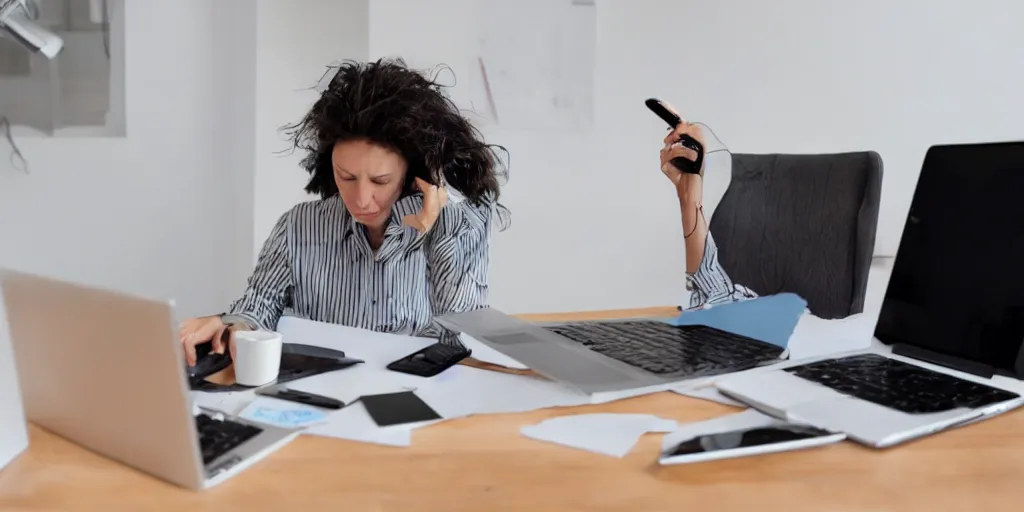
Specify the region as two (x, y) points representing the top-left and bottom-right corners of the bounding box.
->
(387, 342), (472, 377)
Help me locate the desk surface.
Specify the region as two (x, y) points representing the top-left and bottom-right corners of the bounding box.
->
(3, 307), (1024, 511)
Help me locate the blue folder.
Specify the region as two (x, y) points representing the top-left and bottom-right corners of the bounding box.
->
(665, 293), (807, 349)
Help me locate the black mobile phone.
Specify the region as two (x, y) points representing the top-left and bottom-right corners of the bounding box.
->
(255, 385), (346, 410)
(387, 342), (472, 378)
(645, 98), (704, 175)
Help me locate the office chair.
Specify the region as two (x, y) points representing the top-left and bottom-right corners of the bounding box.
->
(708, 151), (883, 319)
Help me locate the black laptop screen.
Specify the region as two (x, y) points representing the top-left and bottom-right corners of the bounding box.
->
(875, 141), (1024, 373)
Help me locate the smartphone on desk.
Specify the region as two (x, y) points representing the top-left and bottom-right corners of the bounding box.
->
(658, 423), (846, 466)
(387, 342), (472, 377)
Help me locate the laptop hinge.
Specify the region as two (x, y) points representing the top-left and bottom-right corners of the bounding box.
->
(1014, 337), (1024, 380)
(205, 454), (241, 479)
(891, 343), (995, 379)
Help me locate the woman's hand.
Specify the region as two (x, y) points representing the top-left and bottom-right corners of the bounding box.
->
(178, 315), (232, 366)
(660, 121), (707, 206)
(402, 176), (449, 234)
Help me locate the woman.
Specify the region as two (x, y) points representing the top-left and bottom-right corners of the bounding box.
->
(659, 117), (757, 309)
(179, 58), (507, 366)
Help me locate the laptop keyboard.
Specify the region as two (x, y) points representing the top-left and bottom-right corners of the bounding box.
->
(786, 354), (1021, 414)
(544, 321), (785, 379)
(195, 413), (263, 465)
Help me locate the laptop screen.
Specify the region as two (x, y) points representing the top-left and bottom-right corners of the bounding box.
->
(875, 141), (1024, 373)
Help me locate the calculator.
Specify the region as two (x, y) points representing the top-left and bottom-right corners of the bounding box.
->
(386, 342), (472, 377)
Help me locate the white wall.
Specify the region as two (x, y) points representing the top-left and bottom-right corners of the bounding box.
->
(0, 0), (255, 318)
(8, 0), (1014, 320)
(252, 0), (369, 260)
(0, 0), (370, 320)
(366, 0), (1024, 314)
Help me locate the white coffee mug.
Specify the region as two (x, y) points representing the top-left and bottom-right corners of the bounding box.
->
(232, 330), (283, 387)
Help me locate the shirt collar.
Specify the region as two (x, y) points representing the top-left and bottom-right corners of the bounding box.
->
(338, 194), (425, 259)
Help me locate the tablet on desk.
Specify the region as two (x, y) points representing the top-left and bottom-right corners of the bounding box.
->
(658, 423), (846, 466)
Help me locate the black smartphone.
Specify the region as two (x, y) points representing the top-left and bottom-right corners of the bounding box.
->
(255, 385), (346, 410)
(387, 342), (472, 377)
(645, 98), (704, 175)
(186, 340), (232, 383)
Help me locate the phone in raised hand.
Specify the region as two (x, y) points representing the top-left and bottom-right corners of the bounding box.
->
(645, 98), (704, 175)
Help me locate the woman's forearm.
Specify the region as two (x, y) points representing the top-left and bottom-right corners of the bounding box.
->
(679, 192), (707, 274)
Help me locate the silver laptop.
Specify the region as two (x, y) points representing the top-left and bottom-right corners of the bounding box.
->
(0, 289), (29, 470)
(716, 142), (1024, 448)
(435, 307), (785, 394)
(0, 269), (299, 490)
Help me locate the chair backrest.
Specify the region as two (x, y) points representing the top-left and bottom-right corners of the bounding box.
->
(708, 151), (883, 319)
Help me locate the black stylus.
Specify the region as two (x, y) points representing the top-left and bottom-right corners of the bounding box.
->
(256, 386), (346, 410)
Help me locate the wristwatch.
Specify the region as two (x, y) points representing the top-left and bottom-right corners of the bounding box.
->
(218, 313), (259, 331)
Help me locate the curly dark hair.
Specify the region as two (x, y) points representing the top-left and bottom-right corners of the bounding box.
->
(282, 58), (508, 218)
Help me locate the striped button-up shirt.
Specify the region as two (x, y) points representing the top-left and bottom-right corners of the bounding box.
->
(686, 231), (758, 309)
(228, 194), (492, 339)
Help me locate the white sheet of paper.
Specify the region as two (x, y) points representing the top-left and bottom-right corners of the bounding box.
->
(302, 402), (416, 448)
(659, 409), (784, 452)
(415, 364), (590, 419)
(520, 413), (678, 458)
(191, 390), (255, 417)
(676, 386), (748, 408)
(786, 312), (875, 361)
(459, 333), (529, 370)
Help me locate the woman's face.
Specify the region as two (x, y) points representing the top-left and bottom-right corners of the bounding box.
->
(332, 139), (407, 229)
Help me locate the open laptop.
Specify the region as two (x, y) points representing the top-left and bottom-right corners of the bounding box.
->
(0, 269), (299, 490)
(0, 289), (29, 471)
(716, 141), (1024, 448)
(435, 307), (785, 395)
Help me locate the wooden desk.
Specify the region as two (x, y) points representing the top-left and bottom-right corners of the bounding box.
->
(2, 308), (1023, 511)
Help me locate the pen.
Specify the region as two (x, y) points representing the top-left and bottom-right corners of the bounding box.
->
(256, 386), (346, 410)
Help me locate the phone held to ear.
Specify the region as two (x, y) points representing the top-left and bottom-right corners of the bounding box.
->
(645, 98), (705, 175)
